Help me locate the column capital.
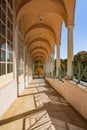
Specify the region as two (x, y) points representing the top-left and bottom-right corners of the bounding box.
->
(67, 25), (74, 29)
(56, 44), (60, 47)
(56, 43), (61, 46)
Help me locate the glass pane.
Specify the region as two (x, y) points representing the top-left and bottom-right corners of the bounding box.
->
(2, 0), (6, 11)
(7, 41), (13, 51)
(10, 12), (13, 22)
(10, 33), (13, 42)
(0, 6), (1, 19)
(11, 23), (13, 32)
(0, 21), (1, 33)
(7, 63), (13, 73)
(2, 10), (6, 24)
(0, 35), (1, 45)
(0, 63), (6, 75)
(7, 29), (10, 41)
(0, 36), (6, 49)
(0, 0), (1, 5)
(2, 23), (6, 36)
(7, 18), (10, 29)
(7, 8), (10, 19)
(0, 49), (6, 61)
(7, 51), (13, 62)
(8, 0), (13, 10)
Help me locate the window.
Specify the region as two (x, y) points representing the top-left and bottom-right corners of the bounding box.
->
(0, 0), (14, 77)
(7, 0), (13, 10)
(0, 63), (6, 75)
(18, 20), (26, 78)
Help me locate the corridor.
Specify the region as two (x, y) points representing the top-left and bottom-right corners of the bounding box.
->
(0, 79), (87, 130)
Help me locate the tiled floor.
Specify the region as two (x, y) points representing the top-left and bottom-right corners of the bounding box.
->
(0, 79), (87, 130)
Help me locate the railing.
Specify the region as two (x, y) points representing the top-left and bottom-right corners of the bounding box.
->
(47, 61), (87, 87)
(73, 62), (87, 84)
(58, 61), (87, 86)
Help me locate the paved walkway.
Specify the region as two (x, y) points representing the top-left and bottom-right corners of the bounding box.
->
(0, 79), (87, 130)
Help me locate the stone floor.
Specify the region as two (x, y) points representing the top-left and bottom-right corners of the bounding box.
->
(0, 79), (87, 130)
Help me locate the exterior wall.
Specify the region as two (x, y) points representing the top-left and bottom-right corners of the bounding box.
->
(0, 0), (32, 117)
(0, 80), (17, 117)
(46, 78), (87, 120)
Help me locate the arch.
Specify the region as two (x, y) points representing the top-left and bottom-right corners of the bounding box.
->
(16, 0), (67, 24)
(29, 41), (51, 55)
(32, 53), (47, 62)
(25, 23), (56, 42)
(30, 46), (50, 56)
(31, 50), (49, 61)
(26, 32), (55, 53)
(32, 52), (47, 60)
(30, 45), (50, 56)
(28, 37), (52, 51)
(33, 56), (46, 63)
(33, 58), (44, 65)
(32, 54), (46, 62)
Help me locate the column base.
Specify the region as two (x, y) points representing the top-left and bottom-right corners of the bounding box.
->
(65, 76), (73, 80)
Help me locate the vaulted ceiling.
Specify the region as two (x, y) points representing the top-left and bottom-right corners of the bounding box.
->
(15, 0), (76, 63)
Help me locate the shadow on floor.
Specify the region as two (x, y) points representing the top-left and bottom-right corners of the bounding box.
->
(0, 79), (87, 130)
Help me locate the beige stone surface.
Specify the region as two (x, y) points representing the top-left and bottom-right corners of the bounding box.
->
(15, 0), (76, 63)
(46, 78), (87, 120)
(0, 79), (87, 130)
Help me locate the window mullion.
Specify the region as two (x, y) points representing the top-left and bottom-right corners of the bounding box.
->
(6, 1), (7, 75)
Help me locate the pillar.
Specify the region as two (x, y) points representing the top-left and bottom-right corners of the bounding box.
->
(46, 63), (48, 77)
(67, 26), (73, 79)
(51, 53), (54, 77)
(47, 61), (49, 77)
(23, 46), (26, 87)
(56, 45), (60, 77)
(49, 57), (51, 77)
(14, 25), (19, 96)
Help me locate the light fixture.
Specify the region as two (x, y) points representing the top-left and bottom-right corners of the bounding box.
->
(39, 14), (43, 21)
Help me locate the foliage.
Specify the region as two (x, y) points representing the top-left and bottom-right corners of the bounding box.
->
(34, 60), (43, 76)
(73, 51), (87, 82)
(74, 51), (87, 66)
(35, 67), (43, 75)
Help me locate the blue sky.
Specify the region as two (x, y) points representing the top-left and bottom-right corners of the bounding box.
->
(60, 0), (87, 59)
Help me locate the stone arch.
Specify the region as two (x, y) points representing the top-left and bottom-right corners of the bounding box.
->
(16, 0), (67, 24)
(28, 37), (52, 51)
(30, 46), (50, 56)
(25, 23), (56, 42)
(31, 50), (48, 61)
(29, 41), (51, 54)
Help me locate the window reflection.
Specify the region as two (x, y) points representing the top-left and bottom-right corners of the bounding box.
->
(7, 41), (13, 52)
(0, 49), (6, 61)
(7, 52), (13, 62)
(2, 0), (6, 11)
(7, 63), (13, 73)
(0, 36), (6, 49)
(0, 63), (6, 75)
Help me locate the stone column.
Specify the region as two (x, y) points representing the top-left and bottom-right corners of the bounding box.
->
(23, 46), (26, 87)
(56, 45), (60, 77)
(67, 26), (73, 79)
(49, 57), (51, 77)
(46, 63), (48, 77)
(47, 61), (49, 77)
(51, 53), (54, 77)
(14, 25), (19, 96)
(44, 63), (46, 77)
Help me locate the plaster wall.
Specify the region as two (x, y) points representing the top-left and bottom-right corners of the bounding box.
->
(46, 78), (87, 120)
(0, 80), (17, 117)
